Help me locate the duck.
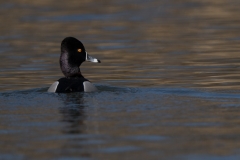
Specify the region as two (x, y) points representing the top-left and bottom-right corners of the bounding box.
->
(48, 37), (101, 93)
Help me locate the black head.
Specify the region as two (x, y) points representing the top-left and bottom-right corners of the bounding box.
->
(59, 37), (100, 77)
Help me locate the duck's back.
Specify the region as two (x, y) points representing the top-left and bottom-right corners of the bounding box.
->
(48, 77), (97, 93)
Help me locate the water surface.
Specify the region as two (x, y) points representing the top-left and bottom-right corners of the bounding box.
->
(0, 0), (240, 159)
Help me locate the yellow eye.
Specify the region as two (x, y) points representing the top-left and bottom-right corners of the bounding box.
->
(77, 49), (82, 52)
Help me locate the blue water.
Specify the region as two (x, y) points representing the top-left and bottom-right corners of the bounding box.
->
(0, 86), (240, 159)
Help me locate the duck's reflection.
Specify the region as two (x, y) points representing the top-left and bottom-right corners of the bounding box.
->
(58, 92), (87, 134)
(57, 92), (93, 158)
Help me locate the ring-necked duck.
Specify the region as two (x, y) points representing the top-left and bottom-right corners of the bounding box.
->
(48, 37), (101, 93)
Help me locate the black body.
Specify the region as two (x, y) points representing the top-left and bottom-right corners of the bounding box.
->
(56, 76), (89, 93)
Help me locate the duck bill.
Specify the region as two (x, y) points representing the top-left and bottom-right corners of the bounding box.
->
(86, 52), (101, 63)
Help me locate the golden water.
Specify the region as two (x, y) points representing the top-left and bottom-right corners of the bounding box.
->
(0, 0), (240, 91)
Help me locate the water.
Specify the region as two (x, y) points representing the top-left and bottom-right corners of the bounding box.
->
(1, 87), (240, 159)
(0, 0), (240, 159)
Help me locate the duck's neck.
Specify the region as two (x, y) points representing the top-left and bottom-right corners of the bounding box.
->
(67, 71), (84, 78)
(60, 51), (84, 78)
